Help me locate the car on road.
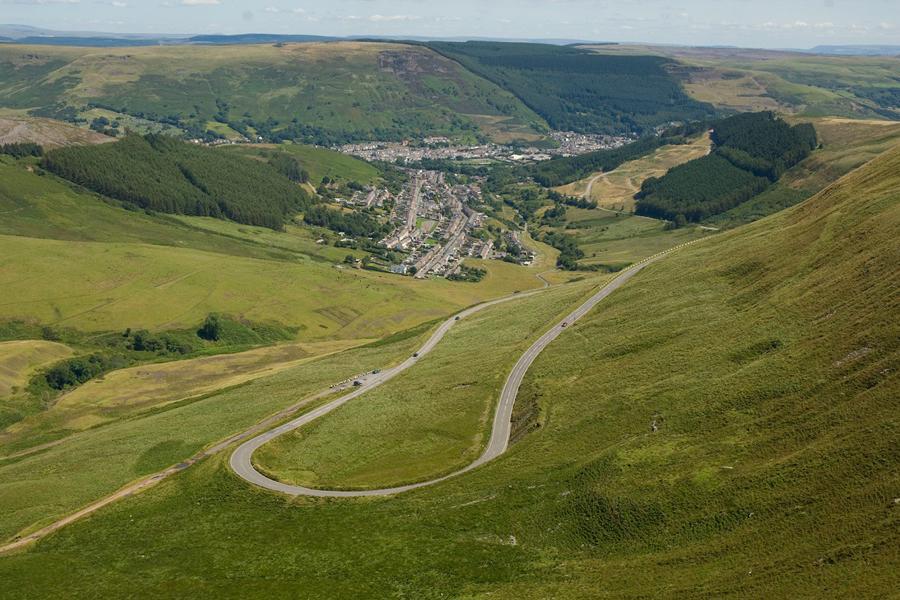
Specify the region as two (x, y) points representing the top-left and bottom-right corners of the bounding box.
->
(413, 353), (419, 358)
(353, 380), (363, 387)
(455, 316), (461, 321)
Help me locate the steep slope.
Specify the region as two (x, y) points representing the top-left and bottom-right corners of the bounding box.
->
(429, 42), (715, 135)
(42, 134), (311, 229)
(0, 42), (546, 143)
(0, 145), (895, 597)
(0, 116), (111, 148)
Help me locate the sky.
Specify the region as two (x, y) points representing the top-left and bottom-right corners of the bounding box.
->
(2, 0), (899, 48)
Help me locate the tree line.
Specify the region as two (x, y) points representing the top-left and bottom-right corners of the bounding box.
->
(0, 142), (43, 158)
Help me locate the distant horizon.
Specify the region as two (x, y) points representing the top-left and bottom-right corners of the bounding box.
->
(1, 0), (897, 49)
(3, 24), (900, 53)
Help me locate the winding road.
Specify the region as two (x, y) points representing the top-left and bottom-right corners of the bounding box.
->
(230, 247), (680, 497)
(0, 241), (692, 555)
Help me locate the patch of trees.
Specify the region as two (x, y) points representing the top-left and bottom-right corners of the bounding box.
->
(42, 134), (312, 229)
(548, 189), (597, 209)
(710, 111), (818, 180)
(636, 113), (817, 223)
(43, 354), (126, 391)
(0, 142), (42, 158)
(38, 313), (296, 392)
(503, 186), (547, 222)
(267, 153), (310, 183)
(302, 205), (390, 238)
(541, 203), (568, 226)
(636, 154), (770, 222)
(427, 42), (715, 136)
(89, 116), (120, 137)
(542, 231), (585, 270)
(448, 265), (487, 283)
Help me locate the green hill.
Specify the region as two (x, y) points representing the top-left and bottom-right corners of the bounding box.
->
(43, 134), (312, 228)
(0, 141), (895, 596)
(0, 42), (547, 144)
(636, 112), (817, 222)
(428, 42), (716, 135)
(0, 157), (546, 336)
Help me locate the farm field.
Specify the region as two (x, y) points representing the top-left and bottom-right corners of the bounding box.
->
(556, 134), (712, 211)
(254, 278), (600, 490)
(0, 139), (894, 598)
(544, 207), (714, 270)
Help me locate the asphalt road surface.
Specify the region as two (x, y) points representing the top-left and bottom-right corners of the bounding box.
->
(230, 248), (681, 497)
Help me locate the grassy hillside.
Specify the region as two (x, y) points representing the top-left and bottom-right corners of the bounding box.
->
(254, 279), (599, 490)
(0, 341), (72, 397)
(223, 143), (380, 186)
(0, 326), (430, 543)
(430, 42), (715, 136)
(711, 117), (900, 227)
(0, 42), (547, 143)
(0, 140), (894, 597)
(0, 160), (546, 336)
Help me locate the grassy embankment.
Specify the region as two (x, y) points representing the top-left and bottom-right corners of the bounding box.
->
(0, 140), (894, 598)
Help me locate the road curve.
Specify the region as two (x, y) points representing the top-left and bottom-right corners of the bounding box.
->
(231, 246), (684, 498)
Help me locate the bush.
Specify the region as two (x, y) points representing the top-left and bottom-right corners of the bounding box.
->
(198, 314), (222, 342)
